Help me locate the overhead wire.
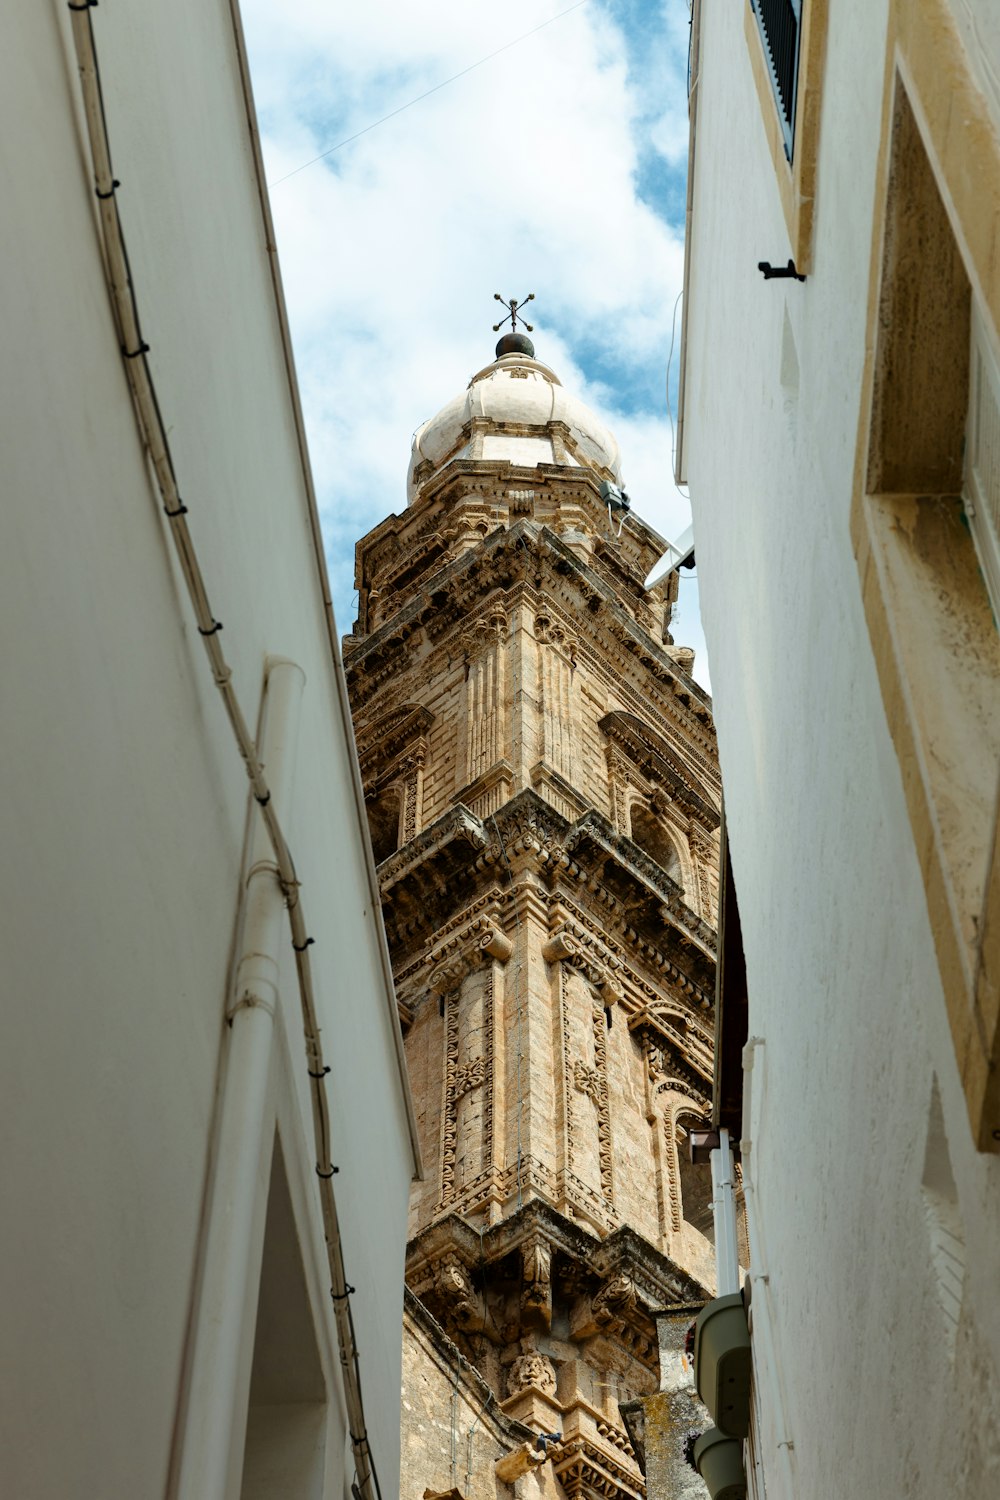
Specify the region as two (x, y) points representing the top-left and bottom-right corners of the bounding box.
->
(270, 0), (591, 187)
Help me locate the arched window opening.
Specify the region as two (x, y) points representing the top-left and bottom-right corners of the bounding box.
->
(677, 1119), (715, 1243)
(630, 805), (682, 884)
(366, 787), (401, 865)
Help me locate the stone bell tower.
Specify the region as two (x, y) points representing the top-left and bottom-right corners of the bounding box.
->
(344, 324), (721, 1500)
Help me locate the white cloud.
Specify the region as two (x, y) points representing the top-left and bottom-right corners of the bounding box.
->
(240, 0), (708, 685)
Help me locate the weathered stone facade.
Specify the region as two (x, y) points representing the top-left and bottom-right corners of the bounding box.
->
(346, 343), (720, 1499)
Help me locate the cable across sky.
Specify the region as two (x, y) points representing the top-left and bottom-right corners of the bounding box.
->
(269, 0), (590, 186)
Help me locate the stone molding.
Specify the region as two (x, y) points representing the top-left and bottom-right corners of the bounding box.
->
(599, 710), (720, 831)
(427, 909), (513, 1213)
(379, 792), (716, 1012)
(406, 1199), (708, 1323)
(346, 520), (716, 747)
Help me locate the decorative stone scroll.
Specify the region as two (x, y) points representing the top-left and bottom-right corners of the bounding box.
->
(573, 1060), (600, 1102)
(434, 1253), (481, 1331)
(689, 823), (719, 923)
(605, 746), (632, 837)
(550, 933), (616, 1217)
(401, 756), (424, 845)
(542, 921), (623, 992)
(455, 1056), (487, 1097)
(428, 917), (512, 994)
(591, 996), (614, 1210)
(592, 1273), (638, 1330)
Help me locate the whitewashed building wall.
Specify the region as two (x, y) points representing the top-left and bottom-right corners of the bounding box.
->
(680, 1), (1000, 1496)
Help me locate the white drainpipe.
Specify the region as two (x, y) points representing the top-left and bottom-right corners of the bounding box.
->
(711, 1127), (741, 1296)
(176, 656), (305, 1500)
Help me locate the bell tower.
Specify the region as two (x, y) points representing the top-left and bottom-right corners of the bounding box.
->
(345, 327), (721, 1499)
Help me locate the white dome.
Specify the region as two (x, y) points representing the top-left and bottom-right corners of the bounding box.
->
(406, 349), (622, 503)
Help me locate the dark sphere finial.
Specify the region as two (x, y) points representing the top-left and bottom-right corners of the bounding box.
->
(491, 293), (536, 360)
(495, 331), (535, 359)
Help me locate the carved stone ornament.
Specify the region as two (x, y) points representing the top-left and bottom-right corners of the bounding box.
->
(428, 918), (512, 994)
(522, 1237), (551, 1295)
(460, 609), (507, 663)
(599, 973), (624, 1007)
(542, 931), (581, 964)
(480, 926), (514, 962)
(455, 1056), (487, 1097)
(573, 1059), (600, 1102)
(434, 1255), (479, 1328)
(428, 955), (469, 996)
(535, 614), (578, 664)
(507, 1352), (557, 1397)
(592, 1273), (637, 1328)
(521, 1237), (552, 1326)
(650, 788), (673, 820)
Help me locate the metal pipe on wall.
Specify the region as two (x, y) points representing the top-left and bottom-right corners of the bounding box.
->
(176, 657), (305, 1500)
(711, 1126), (741, 1295)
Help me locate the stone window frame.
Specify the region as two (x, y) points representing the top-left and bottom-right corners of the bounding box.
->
(363, 780), (404, 864)
(742, 0), (829, 272)
(601, 710), (720, 920)
(355, 703), (435, 852)
(625, 790), (695, 903)
(850, 0), (1000, 1151)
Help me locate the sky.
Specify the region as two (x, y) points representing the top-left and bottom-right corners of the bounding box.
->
(240, 0), (708, 688)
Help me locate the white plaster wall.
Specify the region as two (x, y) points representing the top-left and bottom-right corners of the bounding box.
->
(0, 4), (413, 1497)
(684, 2), (1000, 1496)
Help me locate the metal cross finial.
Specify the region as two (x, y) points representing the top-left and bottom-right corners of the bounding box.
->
(493, 292), (535, 334)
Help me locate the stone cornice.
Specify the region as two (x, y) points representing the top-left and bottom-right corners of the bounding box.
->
(406, 1198), (709, 1308)
(377, 790), (715, 1002)
(345, 520), (713, 731)
(547, 892), (715, 1041)
(355, 701), (434, 784)
(399, 457), (664, 558)
(377, 803), (487, 893)
(565, 812), (717, 958)
(628, 1005), (714, 1087)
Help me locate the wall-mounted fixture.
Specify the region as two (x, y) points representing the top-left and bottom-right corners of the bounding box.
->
(694, 1292), (752, 1437)
(692, 1426), (748, 1500)
(757, 259), (806, 281)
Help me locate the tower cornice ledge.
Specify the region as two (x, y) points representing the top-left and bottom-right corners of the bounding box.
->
(376, 789), (715, 999)
(406, 1199), (710, 1331)
(346, 518), (713, 725)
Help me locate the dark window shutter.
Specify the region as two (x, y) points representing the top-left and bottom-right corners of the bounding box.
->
(750, 0), (803, 161)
